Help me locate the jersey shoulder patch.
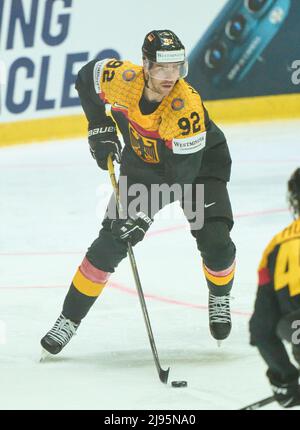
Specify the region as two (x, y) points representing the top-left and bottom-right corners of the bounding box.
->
(93, 59), (143, 107)
(159, 80), (207, 150)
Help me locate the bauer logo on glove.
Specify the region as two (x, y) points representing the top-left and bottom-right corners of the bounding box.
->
(88, 119), (122, 170)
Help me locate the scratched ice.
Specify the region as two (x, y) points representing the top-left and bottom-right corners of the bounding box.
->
(0, 120), (299, 410)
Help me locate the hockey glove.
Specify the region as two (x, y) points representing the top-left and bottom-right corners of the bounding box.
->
(267, 369), (300, 408)
(111, 212), (153, 246)
(88, 118), (122, 170)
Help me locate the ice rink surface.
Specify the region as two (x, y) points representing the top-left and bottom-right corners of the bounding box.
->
(0, 120), (299, 410)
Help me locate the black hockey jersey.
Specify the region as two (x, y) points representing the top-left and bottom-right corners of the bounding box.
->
(249, 218), (300, 379)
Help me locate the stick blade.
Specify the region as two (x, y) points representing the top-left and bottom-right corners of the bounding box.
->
(159, 367), (170, 384)
(240, 396), (275, 410)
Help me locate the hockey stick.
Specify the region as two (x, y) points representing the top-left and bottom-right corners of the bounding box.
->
(240, 395), (275, 410)
(107, 154), (170, 384)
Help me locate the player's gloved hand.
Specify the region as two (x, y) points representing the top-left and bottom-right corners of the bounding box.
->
(267, 369), (300, 408)
(111, 212), (153, 246)
(88, 118), (122, 170)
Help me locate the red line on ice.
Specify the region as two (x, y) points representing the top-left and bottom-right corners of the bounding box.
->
(0, 280), (251, 317)
(0, 207), (289, 257)
(0, 206), (284, 317)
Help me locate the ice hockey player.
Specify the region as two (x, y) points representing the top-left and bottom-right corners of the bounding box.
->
(250, 168), (300, 408)
(41, 30), (236, 356)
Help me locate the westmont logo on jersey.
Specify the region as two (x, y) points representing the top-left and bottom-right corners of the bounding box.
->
(172, 132), (206, 154)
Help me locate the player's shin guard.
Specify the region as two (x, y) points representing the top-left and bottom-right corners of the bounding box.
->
(41, 257), (111, 355)
(203, 261), (235, 296)
(203, 261), (235, 341)
(63, 257), (111, 323)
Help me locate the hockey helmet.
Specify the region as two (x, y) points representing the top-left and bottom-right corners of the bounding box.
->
(142, 30), (188, 80)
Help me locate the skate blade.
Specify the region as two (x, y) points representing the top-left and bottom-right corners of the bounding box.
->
(40, 348), (50, 362)
(217, 340), (222, 348)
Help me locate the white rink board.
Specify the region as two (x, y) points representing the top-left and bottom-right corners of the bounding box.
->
(0, 0), (226, 122)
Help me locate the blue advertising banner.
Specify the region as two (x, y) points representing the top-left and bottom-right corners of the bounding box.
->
(188, 0), (300, 100)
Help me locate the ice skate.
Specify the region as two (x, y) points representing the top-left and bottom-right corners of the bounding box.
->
(40, 314), (80, 356)
(209, 292), (231, 343)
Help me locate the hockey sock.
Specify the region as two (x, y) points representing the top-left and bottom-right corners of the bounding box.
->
(203, 260), (235, 296)
(62, 257), (111, 323)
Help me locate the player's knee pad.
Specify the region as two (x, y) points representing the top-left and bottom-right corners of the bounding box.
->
(86, 228), (128, 273)
(195, 220), (236, 270)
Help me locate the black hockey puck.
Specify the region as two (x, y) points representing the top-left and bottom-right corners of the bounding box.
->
(171, 380), (188, 388)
